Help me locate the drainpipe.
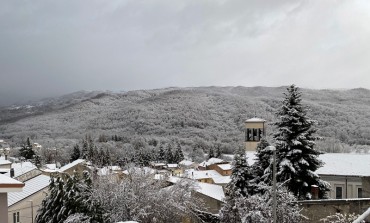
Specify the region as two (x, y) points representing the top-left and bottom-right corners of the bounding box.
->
(345, 176), (348, 199)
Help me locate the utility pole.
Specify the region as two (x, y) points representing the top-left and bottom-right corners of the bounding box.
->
(267, 146), (277, 223)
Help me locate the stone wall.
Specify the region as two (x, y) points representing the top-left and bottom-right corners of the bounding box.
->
(299, 199), (370, 222)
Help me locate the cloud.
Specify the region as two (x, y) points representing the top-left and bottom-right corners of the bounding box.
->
(0, 0), (370, 105)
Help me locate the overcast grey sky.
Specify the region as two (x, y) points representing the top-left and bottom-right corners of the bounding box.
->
(1, 0), (370, 105)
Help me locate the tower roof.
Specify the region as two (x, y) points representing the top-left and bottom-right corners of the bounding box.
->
(245, 117), (266, 123)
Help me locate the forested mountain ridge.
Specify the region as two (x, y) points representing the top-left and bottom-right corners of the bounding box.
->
(1, 86), (370, 152)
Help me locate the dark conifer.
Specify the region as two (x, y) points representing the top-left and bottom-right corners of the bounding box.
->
(71, 144), (81, 162)
(274, 85), (330, 199)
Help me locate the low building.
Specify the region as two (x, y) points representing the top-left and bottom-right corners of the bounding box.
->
(184, 169), (222, 184)
(198, 158), (228, 171)
(212, 176), (231, 187)
(316, 153), (370, 199)
(59, 159), (87, 175)
(192, 182), (225, 214)
(0, 174), (24, 223)
(213, 164), (232, 176)
(7, 174), (50, 223)
(0, 158), (11, 169)
(5, 162), (40, 182)
(150, 162), (167, 170)
(165, 164), (183, 176)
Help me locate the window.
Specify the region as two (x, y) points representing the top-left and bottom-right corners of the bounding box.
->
(246, 128), (253, 141)
(246, 128), (263, 142)
(253, 128), (258, 141)
(13, 212), (20, 223)
(358, 188), (363, 198)
(336, 186), (343, 199)
(259, 129), (263, 139)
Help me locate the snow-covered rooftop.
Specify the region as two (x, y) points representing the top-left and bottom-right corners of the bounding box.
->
(167, 176), (182, 184)
(185, 169), (222, 180)
(179, 160), (194, 166)
(150, 162), (166, 166)
(122, 166), (157, 175)
(212, 176), (231, 184)
(167, 164), (178, 168)
(5, 161), (37, 178)
(217, 164), (232, 170)
(98, 166), (122, 176)
(223, 152), (259, 166)
(316, 153), (370, 176)
(199, 158), (225, 167)
(0, 174), (24, 192)
(44, 163), (57, 170)
(59, 159), (85, 172)
(245, 117), (266, 123)
(8, 174), (50, 206)
(0, 156), (11, 165)
(194, 182), (225, 202)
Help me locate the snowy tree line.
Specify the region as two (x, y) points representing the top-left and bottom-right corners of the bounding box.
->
(1, 86), (370, 155)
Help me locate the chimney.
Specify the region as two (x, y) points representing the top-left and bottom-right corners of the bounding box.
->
(311, 185), (319, 200)
(10, 168), (15, 178)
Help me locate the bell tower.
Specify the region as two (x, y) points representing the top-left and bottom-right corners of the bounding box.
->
(245, 118), (266, 151)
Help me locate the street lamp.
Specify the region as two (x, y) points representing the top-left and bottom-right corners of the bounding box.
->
(267, 145), (277, 223)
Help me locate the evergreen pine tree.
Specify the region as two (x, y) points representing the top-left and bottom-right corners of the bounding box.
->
(251, 138), (271, 185)
(165, 144), (174, 163)
(215, 144), (222, 158)
(87, 136), (95, 161)
(26, 137), (31, 147)
(33, 154), (42, 168)
(208, 147), (214, 159)
(173, 143), (184, 163)
(105, 149), (111, 165)
(227, 147), (254, 197)
(71, 144), (81, 162)
(81, 139), (88, 159)
(135, 147), (150, 166)
(19, 137), (35, 160)
(92, 146), (99, 165)
(36, 175), (66, 223)
(274, 85), (330, 199)
(157, 144), (165, 162)
(36, 172), (103, 223)
(220, 147), (253, 222)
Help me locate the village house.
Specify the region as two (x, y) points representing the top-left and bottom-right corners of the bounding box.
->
(0, 174), (24, 223)
(179, 160), (197, 169)
(165, 163), (183, 176)
(41, 159), (87, 176)
(198, 158), (227, 171)
(184, 169), (223, 184)
(316, 153), (370, 199)
(192, 182), (225, 214)
(7, 174), (50, 223)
